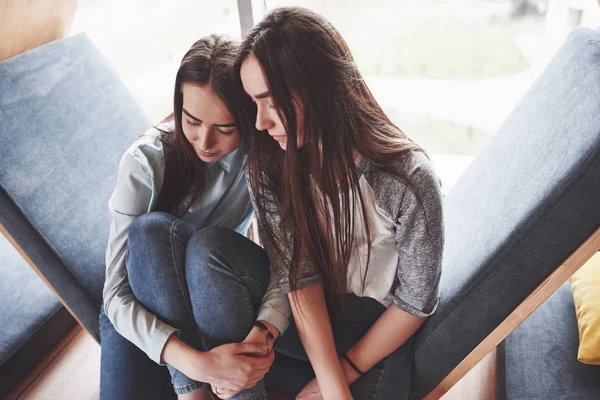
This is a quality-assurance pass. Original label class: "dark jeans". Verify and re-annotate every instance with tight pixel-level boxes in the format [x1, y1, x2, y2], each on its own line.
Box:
[100, 212, 270, 399]
[100, 212, 414, 399]
[265, 296, 415, 400]
[99, 310, 175, 400]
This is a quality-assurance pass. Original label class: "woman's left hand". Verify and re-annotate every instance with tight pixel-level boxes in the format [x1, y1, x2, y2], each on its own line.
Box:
[296, 378, 323, 400]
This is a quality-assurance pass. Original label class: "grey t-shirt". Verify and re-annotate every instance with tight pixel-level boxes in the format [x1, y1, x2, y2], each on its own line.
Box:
[248, 151, 444, 317]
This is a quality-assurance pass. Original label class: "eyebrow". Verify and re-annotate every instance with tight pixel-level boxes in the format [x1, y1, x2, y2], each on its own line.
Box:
[182, 108, 235, 128]
[254, 90, 272, 100]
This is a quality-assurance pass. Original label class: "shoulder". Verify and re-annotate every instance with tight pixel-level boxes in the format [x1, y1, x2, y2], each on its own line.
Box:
[119, 123, 171, 178]
[360, 150, 440, 197]
[360, 151, 442, 217]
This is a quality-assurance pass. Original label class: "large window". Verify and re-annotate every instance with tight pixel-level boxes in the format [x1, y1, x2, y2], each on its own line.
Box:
[265, 0, 599, 159]
[72, 0, 599, 164]
[71, 0, 242, 122]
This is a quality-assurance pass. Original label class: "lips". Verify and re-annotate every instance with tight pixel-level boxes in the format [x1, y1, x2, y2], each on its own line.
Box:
[197, 149, 217, 157]
[270, 135, 286, 142]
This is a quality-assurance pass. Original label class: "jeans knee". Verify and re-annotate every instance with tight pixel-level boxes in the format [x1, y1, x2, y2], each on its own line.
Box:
[126, 212, 185, 279]
[187, 226, 236, 254]
[128, 212, 177, 244]
[186, 227, 270, 286]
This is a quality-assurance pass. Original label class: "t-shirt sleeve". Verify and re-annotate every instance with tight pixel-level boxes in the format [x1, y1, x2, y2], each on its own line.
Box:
[368, 152, 444, 317]
[391, 155, 444, 317]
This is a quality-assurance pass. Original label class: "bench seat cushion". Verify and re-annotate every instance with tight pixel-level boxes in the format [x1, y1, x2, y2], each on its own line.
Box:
[502, 283, 600, 400]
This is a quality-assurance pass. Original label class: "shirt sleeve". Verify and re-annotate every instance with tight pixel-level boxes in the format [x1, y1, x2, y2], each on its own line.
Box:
[102, 149, 177, 365]
[390, 155, 444, 317]
[256, 269, 292, 334]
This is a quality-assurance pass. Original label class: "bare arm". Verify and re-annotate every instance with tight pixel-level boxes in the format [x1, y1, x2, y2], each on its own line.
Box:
[289, 282, 352, 400]
[340, 305, 425, 383]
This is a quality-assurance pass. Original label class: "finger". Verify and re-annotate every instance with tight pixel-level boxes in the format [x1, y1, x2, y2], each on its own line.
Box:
[245, 373, 267, 388]
[212, 385, 233, 399]
[249, 365, 271, 381]
[235, 342, 269, 355]
[247, 352, 276, 369]
[214, 389, 235, 399]
[218, 389, 238, 400]
[234, 372, 266, 392]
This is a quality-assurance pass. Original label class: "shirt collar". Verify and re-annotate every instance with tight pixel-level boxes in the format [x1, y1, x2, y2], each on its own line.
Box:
[206, 149, 239, 173]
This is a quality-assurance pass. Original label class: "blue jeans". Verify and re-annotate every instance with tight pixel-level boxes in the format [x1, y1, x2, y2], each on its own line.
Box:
[100, 212, 270, 398]
[100, 310, 175, 400]
[100, 212, 415, 399]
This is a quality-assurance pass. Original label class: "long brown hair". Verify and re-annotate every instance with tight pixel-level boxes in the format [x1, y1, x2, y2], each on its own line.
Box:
[154, 34, 252, 216]
[234, 7, 427, 308]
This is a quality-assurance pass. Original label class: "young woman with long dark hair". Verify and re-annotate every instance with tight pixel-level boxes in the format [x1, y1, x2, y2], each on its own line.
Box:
[100, 34, 290, 400]
[233, 8, 444, 400]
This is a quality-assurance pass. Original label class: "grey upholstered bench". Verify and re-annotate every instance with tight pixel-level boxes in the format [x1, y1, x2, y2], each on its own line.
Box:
[410, 27, 600, 399]
[501, 281, 600, 399]
[0, 235, 75, 396]
[1, 29, 599, 399]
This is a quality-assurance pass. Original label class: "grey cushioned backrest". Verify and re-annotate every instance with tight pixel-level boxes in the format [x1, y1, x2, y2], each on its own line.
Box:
[0, 33, 150, 339]
[410, 28, 600, 399]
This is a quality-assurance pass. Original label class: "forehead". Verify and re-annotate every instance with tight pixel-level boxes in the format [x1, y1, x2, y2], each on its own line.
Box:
[181, 83, 233, 123]
[240, 55, 269, 97]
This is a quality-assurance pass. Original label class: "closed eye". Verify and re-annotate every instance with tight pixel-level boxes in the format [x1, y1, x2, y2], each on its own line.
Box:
[218, 128, 236, 136]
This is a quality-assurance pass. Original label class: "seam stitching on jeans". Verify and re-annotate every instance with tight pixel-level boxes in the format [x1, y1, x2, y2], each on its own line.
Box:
[370, 353, 390, 400]
[170, 219, 195, 324]
[239, 276, 257, 315]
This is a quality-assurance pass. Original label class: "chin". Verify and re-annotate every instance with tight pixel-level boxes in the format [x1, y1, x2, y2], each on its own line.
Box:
[197, 152, 221, 163]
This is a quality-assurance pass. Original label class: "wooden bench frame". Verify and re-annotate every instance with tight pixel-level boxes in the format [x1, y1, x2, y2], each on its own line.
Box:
[426, 226, 600, 399]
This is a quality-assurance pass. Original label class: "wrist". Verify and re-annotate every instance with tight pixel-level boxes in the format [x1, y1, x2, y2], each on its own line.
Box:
[256, 319, 280, 340]
[162, 334, 208, 381]
[321, 378, 352, 400]
[340, 353, 362, 384]
[188, 348, 210, 382]
[161, 334, 184, 366]
[253, 320, 279, 352]
[244, 326, 269, 343]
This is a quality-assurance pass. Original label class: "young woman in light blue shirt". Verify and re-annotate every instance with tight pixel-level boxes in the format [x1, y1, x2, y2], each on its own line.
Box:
[100, 34, 290, 400]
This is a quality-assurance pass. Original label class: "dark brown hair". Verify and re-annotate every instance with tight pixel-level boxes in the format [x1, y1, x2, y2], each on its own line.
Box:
[234, 7, 426, 308]
[154, 34, 253, 216]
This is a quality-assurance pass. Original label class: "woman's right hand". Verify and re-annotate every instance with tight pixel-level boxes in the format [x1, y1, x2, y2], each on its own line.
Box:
[162, 334, 274, 393]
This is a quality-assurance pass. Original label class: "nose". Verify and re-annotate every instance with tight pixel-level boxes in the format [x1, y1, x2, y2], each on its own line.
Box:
[255, 105, 274, 131]
[197, 125, 213, 150]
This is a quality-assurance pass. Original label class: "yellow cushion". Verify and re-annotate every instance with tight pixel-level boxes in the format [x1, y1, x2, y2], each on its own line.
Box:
[570, 251, 600, 365]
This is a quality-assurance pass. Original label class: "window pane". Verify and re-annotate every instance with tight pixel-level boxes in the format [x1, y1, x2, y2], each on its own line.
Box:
[71, 0, 241, 122]
[265, 0, 599, 159]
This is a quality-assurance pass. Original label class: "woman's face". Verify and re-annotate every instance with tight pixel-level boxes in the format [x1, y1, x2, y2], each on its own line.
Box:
[181, 83, 241, 162]
[240, 55, 304, 150]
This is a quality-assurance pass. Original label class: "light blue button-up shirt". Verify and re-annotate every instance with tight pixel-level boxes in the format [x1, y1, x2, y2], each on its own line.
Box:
[103, 123, 290, 364]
